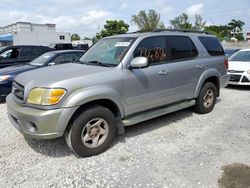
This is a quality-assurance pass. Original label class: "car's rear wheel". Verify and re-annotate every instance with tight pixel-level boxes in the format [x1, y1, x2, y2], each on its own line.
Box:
[194, 82, 217, 114]
[65, 105, 117, 157]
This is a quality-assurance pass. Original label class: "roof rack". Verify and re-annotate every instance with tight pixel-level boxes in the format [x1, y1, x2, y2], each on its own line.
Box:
[153, 29, 210, 34]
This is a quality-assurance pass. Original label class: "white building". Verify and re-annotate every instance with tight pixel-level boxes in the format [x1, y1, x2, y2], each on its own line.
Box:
[0, 22, 71, 46]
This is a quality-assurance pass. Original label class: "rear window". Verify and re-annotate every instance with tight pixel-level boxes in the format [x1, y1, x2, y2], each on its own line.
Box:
[198, 36, 224, 56]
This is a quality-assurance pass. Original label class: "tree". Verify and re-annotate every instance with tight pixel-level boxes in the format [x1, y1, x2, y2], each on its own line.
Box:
[204, 25, 231, 41]
[228, 19, 245, 41]
[131, 9, 165, 32]
[71, 33, 80, 41]
[170, 13, 206, 30]
[170, 13, 192, 30]
[95, 20, 129, 40]
[193, 14, 206, 30]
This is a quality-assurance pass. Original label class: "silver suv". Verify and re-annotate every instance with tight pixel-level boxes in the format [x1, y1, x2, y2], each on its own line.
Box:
[6, 30, 229, 157]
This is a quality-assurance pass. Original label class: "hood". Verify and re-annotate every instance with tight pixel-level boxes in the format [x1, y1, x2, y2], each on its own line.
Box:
[0, 64, 36, 76]
[15, 63, 113, 87]
[228, 61, 250, 71]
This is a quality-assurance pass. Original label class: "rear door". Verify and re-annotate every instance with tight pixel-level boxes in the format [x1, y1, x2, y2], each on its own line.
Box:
[162, 36, 202, 100]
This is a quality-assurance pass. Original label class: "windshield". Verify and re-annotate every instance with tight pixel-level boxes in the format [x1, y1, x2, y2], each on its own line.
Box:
[29, 52, 54, 66]
[229, 51, 250, 62]
[79, 37, 136, 66]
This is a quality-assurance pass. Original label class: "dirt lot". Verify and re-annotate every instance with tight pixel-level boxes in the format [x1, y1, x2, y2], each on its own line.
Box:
[0, 86, 250, 188]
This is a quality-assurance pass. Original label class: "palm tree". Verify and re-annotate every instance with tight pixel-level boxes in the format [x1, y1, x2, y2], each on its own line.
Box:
[228, 19, 245, 37]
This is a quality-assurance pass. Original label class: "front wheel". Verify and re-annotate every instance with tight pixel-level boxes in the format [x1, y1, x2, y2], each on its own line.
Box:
[65, 105, 117, 157]
[193, 82, 217, 114]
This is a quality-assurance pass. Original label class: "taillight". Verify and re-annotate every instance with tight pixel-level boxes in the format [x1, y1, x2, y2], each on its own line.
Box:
[224, 59, 228, 70]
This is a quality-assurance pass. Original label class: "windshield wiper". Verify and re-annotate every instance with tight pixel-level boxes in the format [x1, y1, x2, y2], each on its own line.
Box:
[84, 60, 113, 67]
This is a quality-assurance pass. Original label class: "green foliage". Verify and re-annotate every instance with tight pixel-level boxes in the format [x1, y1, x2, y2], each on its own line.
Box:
[170, 13, 206, 30]
[228, 19, 245, 41]
[193, 14, 206, 30]
[95, 20, 129, 41]
[170, 13, 192, 30]
[204, 25, 231, 41]
[71, 33, 80, 41]
[131, 9, 165, 32]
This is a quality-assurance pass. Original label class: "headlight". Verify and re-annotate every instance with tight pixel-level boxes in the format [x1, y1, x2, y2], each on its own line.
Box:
[247, 70, 250, 74]
[0, 75, 10, 81]
[27, 88, 66, 105]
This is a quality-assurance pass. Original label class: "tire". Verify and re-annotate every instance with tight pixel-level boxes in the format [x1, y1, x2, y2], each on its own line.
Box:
[193, 82, 217, 114]
[65, 105, 117, 157]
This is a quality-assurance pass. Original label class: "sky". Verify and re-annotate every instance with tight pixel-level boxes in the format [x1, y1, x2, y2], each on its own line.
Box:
[0, 0, 250, 37]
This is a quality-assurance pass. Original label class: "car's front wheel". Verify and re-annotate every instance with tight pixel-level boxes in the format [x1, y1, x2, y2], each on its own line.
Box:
[65, 105, 117, 157]
[193, 82, 217, 114]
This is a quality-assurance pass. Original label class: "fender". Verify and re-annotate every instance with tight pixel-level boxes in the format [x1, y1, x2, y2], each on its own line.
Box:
[194, 68, 220, 98]
[61, 86, 125, 118]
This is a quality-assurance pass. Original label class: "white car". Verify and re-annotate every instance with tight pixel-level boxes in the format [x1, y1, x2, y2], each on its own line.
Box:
[228, 49, 250, 85]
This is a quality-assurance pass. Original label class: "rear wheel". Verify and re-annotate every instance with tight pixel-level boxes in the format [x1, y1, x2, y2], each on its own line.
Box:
[65, 105, 117, 157]
[194, 82, 217, 114]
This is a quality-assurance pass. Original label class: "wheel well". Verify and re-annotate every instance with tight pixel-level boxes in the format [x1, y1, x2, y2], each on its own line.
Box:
[66, 99, 121, 130]
[204, 76, 220, 96]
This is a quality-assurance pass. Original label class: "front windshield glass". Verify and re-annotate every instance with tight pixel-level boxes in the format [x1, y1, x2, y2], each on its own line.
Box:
[79, 37, 136, 66]
[29, 52, 54, 66]
[229, 51, 250, 62]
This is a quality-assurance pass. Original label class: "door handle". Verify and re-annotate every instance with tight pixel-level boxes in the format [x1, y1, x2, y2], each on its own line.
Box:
[196, 64, 204, 69]
[158, 70, 169, 75]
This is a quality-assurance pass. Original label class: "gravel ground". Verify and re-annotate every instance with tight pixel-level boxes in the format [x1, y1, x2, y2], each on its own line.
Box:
[0, 86, 250, 188]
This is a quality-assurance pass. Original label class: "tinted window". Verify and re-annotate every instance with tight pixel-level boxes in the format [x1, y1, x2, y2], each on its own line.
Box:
[134, 37, 167, 64]
[199, 36, 224, 56]
[166, 36, 198, 61]
[20, 46, 47, 57]
[53, 53, 82, 64]
[0, 48, 20, 59]
[229, 51, 250, 61]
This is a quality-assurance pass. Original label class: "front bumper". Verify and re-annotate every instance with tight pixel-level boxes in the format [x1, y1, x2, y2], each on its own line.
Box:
[6, 94, 78, 139]
[228, 72, 250, 86]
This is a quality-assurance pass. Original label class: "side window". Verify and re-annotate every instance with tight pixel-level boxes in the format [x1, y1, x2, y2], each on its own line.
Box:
[134, 37, 167, 64]
[20, 47, 50, 57]
[19, 47, 37, 58]
[166, 36, 198, 61]
[0, 48, 20, 59]
[198, 36, 224, 56]
[53, 53, 79, 64]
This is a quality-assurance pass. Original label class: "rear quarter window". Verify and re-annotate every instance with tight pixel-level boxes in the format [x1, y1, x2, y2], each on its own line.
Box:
[198, 36, 224, 56]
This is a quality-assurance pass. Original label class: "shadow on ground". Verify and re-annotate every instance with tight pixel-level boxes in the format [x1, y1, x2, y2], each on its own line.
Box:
[226, 85, 250, 91]
[25, 108, 194, 158]
[121, 108, 194, 140]
[25, 137, 72, 158]
[218, 163, 250, 188]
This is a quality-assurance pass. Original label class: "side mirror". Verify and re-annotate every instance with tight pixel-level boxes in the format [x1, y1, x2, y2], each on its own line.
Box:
[130, 57, 148, 69]
[48, 62, 56, 66]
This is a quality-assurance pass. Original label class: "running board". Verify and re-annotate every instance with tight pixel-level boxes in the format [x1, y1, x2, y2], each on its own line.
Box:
[122, 100, 195, 126]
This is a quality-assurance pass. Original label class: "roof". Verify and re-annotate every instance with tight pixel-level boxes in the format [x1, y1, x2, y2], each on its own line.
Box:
[106, 30, 214, 39]
[239, 49, 250, 52]
[50, 50, 85, 54]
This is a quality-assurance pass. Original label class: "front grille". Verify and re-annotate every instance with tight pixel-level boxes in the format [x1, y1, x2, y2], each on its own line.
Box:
[242, 76, 250, 83]
[12, 81, 24, 101]
[229, 74, 241, 82]
[228, 70, 244, 73]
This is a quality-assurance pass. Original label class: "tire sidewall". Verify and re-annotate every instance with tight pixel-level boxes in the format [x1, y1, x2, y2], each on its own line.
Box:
[67, 106, 117, 157]
[195, 82, 217, 114]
